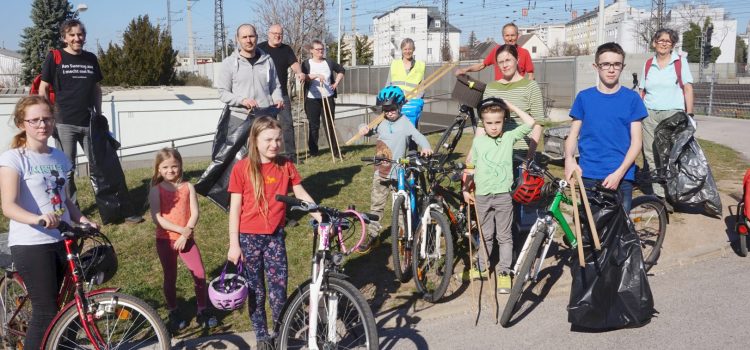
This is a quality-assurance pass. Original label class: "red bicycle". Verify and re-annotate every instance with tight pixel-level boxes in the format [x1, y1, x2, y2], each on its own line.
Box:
[0, 221, 170, 349]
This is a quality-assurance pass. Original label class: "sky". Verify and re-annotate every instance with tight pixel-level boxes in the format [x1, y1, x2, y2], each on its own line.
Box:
[2, 0, 750, 54]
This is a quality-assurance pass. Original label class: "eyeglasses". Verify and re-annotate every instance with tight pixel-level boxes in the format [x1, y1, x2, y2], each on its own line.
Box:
[24, 117, 55, 127]
[312, 48, 324, 51]
[597, 62, 624, 71]
[656, 39, 673, 45]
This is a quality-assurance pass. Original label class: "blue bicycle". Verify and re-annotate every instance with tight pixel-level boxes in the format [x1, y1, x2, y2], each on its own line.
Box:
[362, 154, 453, 302]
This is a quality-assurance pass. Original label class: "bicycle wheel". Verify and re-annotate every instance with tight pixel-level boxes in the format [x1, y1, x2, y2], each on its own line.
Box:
[412, 210, 453, 303]
[630, 196, 667, 271]
[433, 119, 464, 165]
[739, 233, 748, 257]
[500, 222, 547, 327]
[277, 278, 378, 350]
[0, 273, 29, 350]
[391, 195, 412, 282]
[44, 292, 170, 350]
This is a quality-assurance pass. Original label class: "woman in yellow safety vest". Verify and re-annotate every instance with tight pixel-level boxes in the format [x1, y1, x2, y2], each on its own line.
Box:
[389, 38, 425, 97]
[389, 38, 425, 127]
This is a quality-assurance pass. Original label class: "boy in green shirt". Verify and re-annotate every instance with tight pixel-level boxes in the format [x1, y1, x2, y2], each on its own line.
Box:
[462, 98, 537, 293]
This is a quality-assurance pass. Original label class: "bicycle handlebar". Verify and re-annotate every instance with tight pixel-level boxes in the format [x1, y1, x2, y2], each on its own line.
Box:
[274, 195, 379, 223]
[38, 220, 100, 239]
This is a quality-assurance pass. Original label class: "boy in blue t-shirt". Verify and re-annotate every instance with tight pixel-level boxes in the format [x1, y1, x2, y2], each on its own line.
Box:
[564, 42, 647, 212]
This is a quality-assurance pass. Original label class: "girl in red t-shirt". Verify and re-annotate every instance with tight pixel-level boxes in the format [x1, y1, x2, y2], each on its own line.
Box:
[148, 148, 216, 331]
[226, 116, 321, 347]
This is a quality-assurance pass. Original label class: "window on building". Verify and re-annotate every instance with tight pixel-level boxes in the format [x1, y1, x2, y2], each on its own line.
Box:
[435, 20, 441, 28]
[411, 27, 415, 34]
[428, 48, 432, 54]
[532, 46, 537, 53]
[411, 13, 416, 19]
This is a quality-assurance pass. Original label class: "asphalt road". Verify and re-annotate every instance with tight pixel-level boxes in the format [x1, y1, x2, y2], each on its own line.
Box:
[380, 256, 750, 349]
[694, 115, 750, 162]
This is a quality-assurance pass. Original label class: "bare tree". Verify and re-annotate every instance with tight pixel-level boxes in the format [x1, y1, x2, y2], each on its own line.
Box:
[255, 0, 328, 100]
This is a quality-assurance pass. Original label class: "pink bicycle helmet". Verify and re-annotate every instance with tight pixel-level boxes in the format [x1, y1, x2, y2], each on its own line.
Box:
[208, 262, 248, 311]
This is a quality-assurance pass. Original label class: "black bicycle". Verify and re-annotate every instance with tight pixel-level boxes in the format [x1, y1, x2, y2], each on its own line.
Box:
[433, 104, 478, 167]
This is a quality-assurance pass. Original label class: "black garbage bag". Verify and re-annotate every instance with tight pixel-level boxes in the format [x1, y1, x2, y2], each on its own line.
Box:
[653, 111, 722, 216]
[567, 189, 655, 330]
[195, 106, 277, 210]
[88, 113, 132, 224]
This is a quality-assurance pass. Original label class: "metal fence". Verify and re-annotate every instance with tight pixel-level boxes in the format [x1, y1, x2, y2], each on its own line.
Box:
[339, 58, 577, 109]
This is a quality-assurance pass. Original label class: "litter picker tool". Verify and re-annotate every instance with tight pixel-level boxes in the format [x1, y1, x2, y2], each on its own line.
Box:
[471, 195, 500, 323]
[575, 171, 600, 250]
[570, 174, 586, 268]
[320, 87, 343, 162]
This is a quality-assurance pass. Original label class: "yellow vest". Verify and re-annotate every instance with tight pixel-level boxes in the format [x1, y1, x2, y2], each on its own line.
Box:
[390, 59, 425, 95]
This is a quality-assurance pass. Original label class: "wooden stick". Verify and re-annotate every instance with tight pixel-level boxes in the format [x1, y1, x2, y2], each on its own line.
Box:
[465, 203, 478, 316]
[575, 171, 601, 250]
[472, 197, 499, 323]
[318, 93, 336, 163]
[321, 92, 343, 161]
[344, 61, 457, 146]
[570, 178, 586, 268]
[298, 92, 308, 160]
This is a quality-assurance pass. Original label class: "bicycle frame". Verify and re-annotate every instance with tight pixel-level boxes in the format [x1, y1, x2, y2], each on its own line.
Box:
[1, 233, 119, 349]
[305, 211, 367, 350]
[392, 160, 423, 246]
[511, 179, 578, 281]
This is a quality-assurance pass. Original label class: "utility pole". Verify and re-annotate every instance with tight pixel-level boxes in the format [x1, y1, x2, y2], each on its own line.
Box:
[351, 0, 356, 66]
[187, 0, 196, 73]
[699, 26, 706, 83]
[214, 0, 226, 60]
[337, 0, 342, 64]
[167, 0, 172, 35]
[650, 0, 667, 36]
[597, 0, 605, 45]
[441, 0, 450, 61]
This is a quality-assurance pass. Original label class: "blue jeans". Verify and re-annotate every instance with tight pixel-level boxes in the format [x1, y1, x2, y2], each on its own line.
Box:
[581, 177, 634, 213]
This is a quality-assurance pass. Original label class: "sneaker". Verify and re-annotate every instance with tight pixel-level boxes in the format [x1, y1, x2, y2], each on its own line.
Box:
[256, 339, 275, 350]
[458, 267, 488, 281]
[197, 310, 218, 328]
[356, 236, 379, 254]
[124, 215, 145, 224]
[497, 273, 512, 294]
[168, 310, 187, 332]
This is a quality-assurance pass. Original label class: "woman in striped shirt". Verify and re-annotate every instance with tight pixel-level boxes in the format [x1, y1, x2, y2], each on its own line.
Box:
[480, 44, 545, 160]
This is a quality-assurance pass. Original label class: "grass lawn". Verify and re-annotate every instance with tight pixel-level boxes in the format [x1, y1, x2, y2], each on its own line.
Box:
[0, 125, 747, 338]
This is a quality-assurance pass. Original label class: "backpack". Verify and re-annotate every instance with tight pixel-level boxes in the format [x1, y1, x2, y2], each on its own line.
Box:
[30, 49, 62, 104]
[640, 55, 685, 103]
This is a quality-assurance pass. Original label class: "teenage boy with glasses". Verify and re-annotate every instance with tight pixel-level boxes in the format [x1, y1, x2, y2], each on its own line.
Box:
[564, 42, 647, 212]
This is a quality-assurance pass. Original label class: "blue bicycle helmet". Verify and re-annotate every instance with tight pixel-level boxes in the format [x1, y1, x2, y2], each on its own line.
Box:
[377, 86, 406, 108]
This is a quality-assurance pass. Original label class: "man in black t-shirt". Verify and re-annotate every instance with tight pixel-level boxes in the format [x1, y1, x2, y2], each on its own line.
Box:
[38, 19, 143, 224]
[258, 24, 303, 163]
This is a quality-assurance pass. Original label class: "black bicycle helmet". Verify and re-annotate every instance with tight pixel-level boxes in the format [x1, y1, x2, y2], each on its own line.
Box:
[478, 97, 509, 118]
[79, 238, 118, 285]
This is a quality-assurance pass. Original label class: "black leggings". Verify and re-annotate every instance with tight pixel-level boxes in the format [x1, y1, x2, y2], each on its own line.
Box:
[11, 241, 66, 350]
[304, 97, 340, 157]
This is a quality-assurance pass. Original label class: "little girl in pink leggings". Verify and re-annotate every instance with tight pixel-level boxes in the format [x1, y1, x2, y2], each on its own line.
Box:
[148, 148, 217, 331]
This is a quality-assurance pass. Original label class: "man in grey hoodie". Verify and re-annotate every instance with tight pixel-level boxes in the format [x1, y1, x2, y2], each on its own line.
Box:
[217, 24, 283, 131]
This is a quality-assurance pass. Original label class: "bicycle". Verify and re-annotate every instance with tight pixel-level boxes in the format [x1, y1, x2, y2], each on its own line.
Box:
[0, 221, 170, 349]
[361, 154, 453, 303]
[274, 195, 379, 350]
[432, 104, 478, 167]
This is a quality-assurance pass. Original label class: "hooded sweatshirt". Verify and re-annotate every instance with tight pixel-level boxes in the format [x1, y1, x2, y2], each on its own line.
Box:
[217, 48, 283, 118]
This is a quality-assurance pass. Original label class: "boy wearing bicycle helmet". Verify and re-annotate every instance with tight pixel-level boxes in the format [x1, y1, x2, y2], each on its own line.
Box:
[462, 98, 536, 293]
[357, 86, 433, 253]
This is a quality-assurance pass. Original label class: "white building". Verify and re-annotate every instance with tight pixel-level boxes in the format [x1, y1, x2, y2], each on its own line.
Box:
[565, 0, 650, 55]
[517, 34, 549, 58]
[372, 6, 461, 65]
[0, 48, 22, 88]
[668, 3, 737, 64]
[519, 24, 566, 52]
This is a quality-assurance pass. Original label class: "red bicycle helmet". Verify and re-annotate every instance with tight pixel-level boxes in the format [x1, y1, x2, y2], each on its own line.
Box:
[512, 169, 545, 204]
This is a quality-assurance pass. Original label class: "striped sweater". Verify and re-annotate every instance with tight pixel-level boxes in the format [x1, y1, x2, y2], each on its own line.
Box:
[482, 78, 545, 154]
